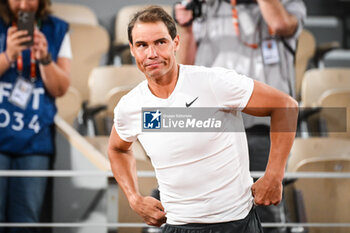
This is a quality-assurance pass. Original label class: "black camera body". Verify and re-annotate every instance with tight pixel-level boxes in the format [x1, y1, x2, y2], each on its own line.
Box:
[183, 0, 257, 21]
[175, 0, 257, 26]
[183, 0, 203, 19]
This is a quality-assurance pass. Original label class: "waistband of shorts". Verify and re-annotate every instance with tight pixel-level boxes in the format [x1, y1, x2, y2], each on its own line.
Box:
[166, 205, 256, 228]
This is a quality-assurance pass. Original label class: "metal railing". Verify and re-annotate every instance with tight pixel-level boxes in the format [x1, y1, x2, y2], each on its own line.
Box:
[0, 170, 349, 229]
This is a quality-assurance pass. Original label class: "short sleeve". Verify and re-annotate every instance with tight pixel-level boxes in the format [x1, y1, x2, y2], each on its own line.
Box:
[58, 33, 72, 59]
[113, 98, 138, 142]
[209, 67, 254, 109]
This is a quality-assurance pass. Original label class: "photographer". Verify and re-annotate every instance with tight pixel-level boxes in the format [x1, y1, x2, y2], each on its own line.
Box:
[175, 1, 306, 233]
[0, 0, 71, 232]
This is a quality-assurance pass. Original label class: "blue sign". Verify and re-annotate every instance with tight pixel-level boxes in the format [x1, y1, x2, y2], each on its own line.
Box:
[143, 110, 161, 129]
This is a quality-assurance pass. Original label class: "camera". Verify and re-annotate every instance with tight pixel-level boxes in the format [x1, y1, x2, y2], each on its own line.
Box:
[176, 0, 257, 25]
[173, 0, 204, 26]
[182, 0, 204, 19]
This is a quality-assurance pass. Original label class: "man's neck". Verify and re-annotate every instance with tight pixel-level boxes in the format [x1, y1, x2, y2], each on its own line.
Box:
[147, 64, 180, 99]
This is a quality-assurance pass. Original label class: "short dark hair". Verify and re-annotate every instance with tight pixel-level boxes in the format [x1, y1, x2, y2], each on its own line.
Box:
[128, 5, 177, 44]
[0, 0, 52, 25]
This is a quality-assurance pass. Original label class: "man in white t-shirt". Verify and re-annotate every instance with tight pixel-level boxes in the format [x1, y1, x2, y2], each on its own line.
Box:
[108, 6, 298, 233]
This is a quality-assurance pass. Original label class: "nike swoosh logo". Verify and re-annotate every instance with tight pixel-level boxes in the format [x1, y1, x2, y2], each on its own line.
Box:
[186, 97, 199, 108]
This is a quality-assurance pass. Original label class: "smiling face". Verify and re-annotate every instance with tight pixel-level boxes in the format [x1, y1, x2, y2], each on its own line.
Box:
[8, 0, 39, 19]
[129, 21, 179, 82]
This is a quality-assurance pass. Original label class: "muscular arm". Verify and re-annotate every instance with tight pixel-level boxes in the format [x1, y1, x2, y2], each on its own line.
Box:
[108, 126, 166, 226]
[257, 0, 299, 37]
[243, 80, 298, 205]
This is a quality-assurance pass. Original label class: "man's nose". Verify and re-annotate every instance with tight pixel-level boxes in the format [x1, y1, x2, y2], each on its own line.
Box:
[146, 45, 158, 58]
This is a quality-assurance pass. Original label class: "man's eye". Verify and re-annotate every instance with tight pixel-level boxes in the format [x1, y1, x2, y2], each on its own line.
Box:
[136, 43, 147, 48]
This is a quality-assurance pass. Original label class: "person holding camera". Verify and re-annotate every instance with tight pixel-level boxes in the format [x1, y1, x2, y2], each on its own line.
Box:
[0, 0, 71, 232]
[174, 0, 306, 232]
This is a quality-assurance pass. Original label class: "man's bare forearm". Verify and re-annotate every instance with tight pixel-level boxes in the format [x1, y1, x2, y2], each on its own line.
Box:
[257, 0, 298, 37]
[107, 128, 167, 226]
[246, 84, 298, 205]
[243, 81, 298, 180]
[108, 146, 141, 205]
[265, 97, 298, 180]
[177, 26, 197, 65]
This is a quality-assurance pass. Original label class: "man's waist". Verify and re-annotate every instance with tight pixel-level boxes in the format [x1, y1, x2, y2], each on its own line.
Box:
[165, 198, 254, 225]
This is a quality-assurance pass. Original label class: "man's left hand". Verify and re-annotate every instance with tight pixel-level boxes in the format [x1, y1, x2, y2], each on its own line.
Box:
[251, 174, 283, 206]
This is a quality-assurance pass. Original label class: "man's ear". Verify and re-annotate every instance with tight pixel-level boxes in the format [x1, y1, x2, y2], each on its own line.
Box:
[173, 35, 180, 52]
[129, 42, 135, 57]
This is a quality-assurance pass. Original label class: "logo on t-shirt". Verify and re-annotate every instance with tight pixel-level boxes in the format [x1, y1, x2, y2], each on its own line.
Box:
[186, 96, 199, 108]
[143, 110, 161, 129]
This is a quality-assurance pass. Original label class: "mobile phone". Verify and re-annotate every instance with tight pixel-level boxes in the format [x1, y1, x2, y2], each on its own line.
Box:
[17, 11, 35, 46]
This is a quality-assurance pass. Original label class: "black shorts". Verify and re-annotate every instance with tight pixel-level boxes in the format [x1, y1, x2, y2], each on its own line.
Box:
[162, 206, 263, 233]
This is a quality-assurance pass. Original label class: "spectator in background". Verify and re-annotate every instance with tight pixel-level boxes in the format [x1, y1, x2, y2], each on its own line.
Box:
[175, 0, 306, 232]
[0, 0, 71, 232]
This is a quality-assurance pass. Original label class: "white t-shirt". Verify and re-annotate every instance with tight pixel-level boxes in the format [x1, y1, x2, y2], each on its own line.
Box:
[114, 65, 255, 224]
[57, 33, 72, 59]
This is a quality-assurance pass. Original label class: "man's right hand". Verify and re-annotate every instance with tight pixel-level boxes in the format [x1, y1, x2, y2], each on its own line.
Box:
[174, 3, 193, 27]
[6, 26, 32, 62]
[130, 195, 167, 227]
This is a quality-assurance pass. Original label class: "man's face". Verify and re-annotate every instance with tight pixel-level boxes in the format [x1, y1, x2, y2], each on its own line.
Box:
[129, 21, 179, 80]
[8, 0, 39, 18]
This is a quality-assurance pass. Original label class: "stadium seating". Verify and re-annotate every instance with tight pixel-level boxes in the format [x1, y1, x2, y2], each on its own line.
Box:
[88, 65, 145, 106]
[323, 49, 350, 68]
[301, 68, 350, 107]
[318, 88, 350, 138]
[287, 137, 350, 232]
[288, 137, 350, 173]
[69, 23, 110, 101]
[56, 86, 82, 126]
[87, 65, 145, 134]
[295, 29, 316, 100]
[51, 2, 98, 25]
[294, 157, 350, 233]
